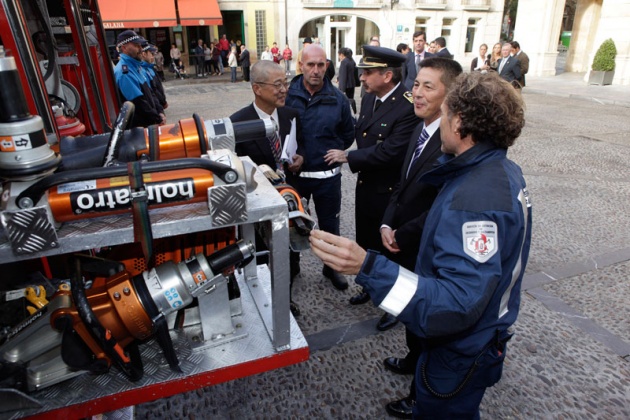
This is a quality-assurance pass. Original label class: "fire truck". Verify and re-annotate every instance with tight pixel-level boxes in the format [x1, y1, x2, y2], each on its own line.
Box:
[0, 1, 309, 417]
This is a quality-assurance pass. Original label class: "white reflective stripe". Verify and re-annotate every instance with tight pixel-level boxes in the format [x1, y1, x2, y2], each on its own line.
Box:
[499, 189, 529, 318]
[378, 266, 418, 316]
[298, 167, 341, 179]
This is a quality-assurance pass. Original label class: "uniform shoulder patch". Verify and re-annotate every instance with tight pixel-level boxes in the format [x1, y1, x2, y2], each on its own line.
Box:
[403, 91, 413, 103]
[122, 64, 129, 74]
[462, 221, 498, 263]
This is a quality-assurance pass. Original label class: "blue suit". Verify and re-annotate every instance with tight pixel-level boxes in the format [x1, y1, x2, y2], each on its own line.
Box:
[356, 142, 532, 418]
[403, 51, 434, 90]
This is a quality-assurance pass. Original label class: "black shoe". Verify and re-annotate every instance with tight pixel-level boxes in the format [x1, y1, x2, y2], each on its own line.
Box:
[290, 300, 301, 317]
[322, 265, 348, 290]
[376, 312, 398, 331]
[383, 357, 414, 375]
[385, 397, 414, 419]
[349, 290, 370, 305]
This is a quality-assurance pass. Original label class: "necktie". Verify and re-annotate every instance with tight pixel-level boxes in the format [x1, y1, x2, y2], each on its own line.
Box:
[498, 58, 506, 74]
[415, 54, 422, 69]
[268, 117, 282, 168]
[407, 127, 430, 177]
[374, 99, 382, 113]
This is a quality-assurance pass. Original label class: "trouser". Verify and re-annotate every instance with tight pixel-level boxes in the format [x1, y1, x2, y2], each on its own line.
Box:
[292, 174, 341, 236]
[242, 66, 250, 81]
[230, 67, 237, 82]
[344, 87, 356, 113]
[285, 60, 291, 73]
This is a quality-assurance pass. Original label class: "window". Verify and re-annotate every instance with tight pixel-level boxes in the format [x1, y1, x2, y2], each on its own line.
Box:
[415, 17, 429, 34]
[441, 17, 456, 47]
[465, 18, 480, 53]
[255, 10, 267, 58]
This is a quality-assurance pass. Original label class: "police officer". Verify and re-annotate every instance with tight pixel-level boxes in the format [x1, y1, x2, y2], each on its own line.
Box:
[114, 30, 165, 128]
[325, 45, 417, 331]
[139, 43, 168, 111]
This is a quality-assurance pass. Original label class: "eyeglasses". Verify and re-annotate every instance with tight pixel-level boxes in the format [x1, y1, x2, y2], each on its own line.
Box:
[256, 81, 290, 90]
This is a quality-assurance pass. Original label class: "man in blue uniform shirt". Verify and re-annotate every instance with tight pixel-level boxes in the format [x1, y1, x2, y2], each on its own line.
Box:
[113, 30, 165, 128]
[286, 44, 355, 290]
[310, 72, 532, 419]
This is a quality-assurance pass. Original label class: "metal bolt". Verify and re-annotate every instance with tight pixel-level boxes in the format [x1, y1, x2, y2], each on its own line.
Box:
[18, 197, 34, 208]
[123, 287, 131, 295]
[113, 292, 121, 300]
[224, 171, 238, 183]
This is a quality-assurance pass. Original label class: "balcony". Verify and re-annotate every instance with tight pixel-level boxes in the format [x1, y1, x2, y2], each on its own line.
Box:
[302, 0, 385, 8]
[415, 0, 447, 10]
[461, 0, 491, 11]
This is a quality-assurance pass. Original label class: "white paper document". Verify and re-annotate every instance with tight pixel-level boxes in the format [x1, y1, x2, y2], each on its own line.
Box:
[281, 118, 298, 164]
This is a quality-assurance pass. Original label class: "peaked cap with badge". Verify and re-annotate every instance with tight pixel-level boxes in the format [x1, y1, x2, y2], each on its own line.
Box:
[116, 30, 147, 48]
[357, 45, 407, 69]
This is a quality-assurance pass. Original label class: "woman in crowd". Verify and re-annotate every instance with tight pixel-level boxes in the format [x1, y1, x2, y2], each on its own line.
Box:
[489, 42, 502, 71]
[282, 44, 293, 75]
[470, 43, 490, 73]
[228, 46, 238, 83]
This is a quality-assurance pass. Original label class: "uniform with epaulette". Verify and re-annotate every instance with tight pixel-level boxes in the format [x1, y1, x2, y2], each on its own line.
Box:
[347, 45, 418, 257]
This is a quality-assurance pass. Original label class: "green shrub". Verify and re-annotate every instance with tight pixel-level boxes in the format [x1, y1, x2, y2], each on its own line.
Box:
[592, 38, 617, 72]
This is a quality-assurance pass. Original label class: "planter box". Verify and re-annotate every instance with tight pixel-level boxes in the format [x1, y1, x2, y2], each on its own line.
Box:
[588, 70, 614, 85]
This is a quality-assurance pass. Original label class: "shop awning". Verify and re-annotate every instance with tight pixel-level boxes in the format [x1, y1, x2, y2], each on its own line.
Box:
[177, 0, 222, 26]
[97, 0, 222, 29]
[98, 1, 178, 29]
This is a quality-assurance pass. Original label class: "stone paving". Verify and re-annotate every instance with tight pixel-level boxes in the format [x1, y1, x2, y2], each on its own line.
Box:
[133, 74, 630, 419]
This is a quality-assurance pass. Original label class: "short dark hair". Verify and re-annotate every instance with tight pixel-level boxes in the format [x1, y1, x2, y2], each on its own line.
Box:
[510, 41, 520, 49]
[435, 37, 446, 48]
[418, 57, 463, 90]
[412, 31, 426, 41]
[444, 72, 525, 148]
[396, 43, 409, 53]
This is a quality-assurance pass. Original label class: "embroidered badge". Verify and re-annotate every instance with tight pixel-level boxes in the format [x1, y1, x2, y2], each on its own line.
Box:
[403, 91, 413, 103]
[462, 221, 498, 263]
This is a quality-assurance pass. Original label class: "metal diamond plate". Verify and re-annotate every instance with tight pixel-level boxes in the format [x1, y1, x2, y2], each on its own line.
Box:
[208, 183, 247, 226]
[0, 207, 58, 255]
[5, 266, 308, 419]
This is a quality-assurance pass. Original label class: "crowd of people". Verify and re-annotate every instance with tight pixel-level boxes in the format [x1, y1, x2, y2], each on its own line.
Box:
[112, 29, 532, 419]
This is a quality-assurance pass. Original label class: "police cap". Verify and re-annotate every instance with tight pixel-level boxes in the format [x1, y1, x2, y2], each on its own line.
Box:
[116, 30, 147, 48]
[141, 42, 158, 53]
[357, 45, 407, 69]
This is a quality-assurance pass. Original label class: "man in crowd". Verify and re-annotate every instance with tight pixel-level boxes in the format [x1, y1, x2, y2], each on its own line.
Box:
[497, 42, 521, 88]
[380, 57, 463, 418]
[139, 43, 167, 112]
[230, 60, 304, 316]
[310, 71, 531, 419]
[511, 40, 529, 88]
[114, 30, 165, 128]
[219, 34, 230, 67]
[434, 36, 454, 59]
[403, 31, 434, 90]
[286, 45, 355, 290]
[194, 39, 205, 77]
[240, 44, 251, 82]
[324, 45, 417, 331]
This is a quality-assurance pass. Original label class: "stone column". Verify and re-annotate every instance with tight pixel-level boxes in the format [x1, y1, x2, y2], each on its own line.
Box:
[587, 0, 630, 85]
[513, 0, 565, 76]
[566, 0, 602, 73]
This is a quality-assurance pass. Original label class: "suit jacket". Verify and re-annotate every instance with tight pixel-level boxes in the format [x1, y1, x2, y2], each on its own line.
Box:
[381, 124, 442, 270]
[516, 51, 529, 87]
[337, 57, 356, 91]
[347, 83, 418, 252]
[403, 50, 435, 90]
[230, 104, 303, 171]
[239, 49, 250, 67]
[436, 48, 453, 59]
[497, 56, 521, 84]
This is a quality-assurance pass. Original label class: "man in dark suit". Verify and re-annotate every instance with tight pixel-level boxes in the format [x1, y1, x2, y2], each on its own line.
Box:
[434, 36, 454, 59]
[511, 40, 529, 88]
[403, 31, 434, 90]
[379, 57, 463, 419]
[239, 44, 251, 81]
[497, 42, 521, 87]
[337, 47, 357, 114]
[230, 60, 304, 315]
[324, 45, 418, 331]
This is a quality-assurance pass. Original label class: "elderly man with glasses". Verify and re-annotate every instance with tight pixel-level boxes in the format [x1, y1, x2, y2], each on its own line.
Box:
[230, 60, 304, 316]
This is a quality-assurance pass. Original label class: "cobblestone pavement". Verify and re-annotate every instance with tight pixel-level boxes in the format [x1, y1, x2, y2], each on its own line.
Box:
[134, 75, 630, 419]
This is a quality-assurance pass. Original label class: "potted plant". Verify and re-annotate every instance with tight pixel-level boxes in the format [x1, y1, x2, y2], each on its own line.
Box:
[588, 38, 617, 85]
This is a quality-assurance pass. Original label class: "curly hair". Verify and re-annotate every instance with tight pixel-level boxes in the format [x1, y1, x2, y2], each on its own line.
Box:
[444, 72, 525, 148]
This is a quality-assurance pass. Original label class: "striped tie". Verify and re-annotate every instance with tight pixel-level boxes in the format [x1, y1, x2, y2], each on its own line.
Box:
[268, 117, 282, 168]
[407, 127, 430, 177]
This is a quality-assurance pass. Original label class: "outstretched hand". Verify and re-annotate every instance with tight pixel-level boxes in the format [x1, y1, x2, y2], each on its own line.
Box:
[309, 230, 366, 275]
